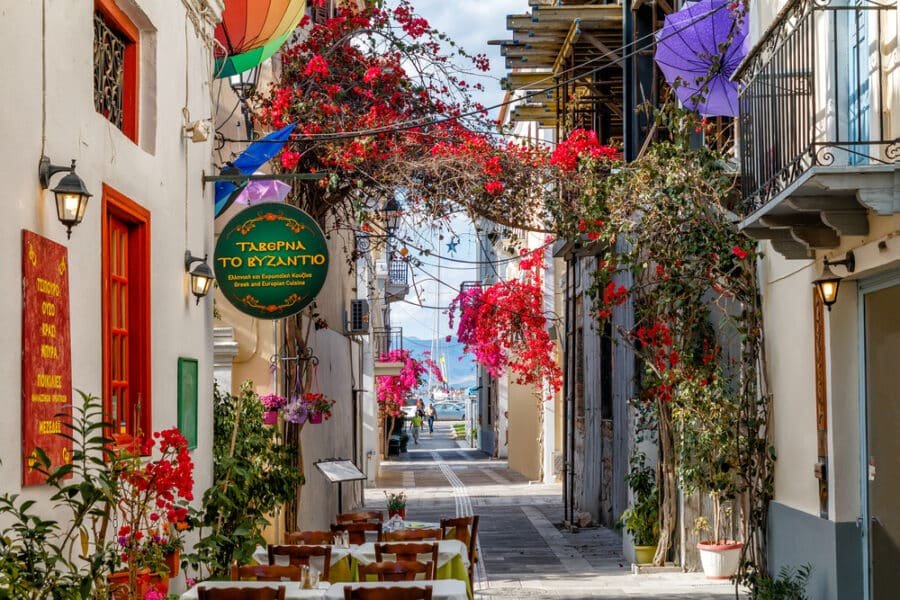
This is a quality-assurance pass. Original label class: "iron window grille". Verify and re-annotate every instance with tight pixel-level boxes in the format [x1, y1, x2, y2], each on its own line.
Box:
[93, 12, 128, 131]
[373, 327, 403, 358]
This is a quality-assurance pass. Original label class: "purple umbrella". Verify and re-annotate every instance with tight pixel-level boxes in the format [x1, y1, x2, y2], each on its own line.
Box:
[233, 172, 292, 205]
[654, 0, 748, 117]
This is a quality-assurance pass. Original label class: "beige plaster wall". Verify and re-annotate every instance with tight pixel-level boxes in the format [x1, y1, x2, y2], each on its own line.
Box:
[507, 381, 542, 482]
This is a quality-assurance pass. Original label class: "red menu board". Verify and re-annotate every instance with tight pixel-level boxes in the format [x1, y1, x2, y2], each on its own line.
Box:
[22, 230, 73, 486]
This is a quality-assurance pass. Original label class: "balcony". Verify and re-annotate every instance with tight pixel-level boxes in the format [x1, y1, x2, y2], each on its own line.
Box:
[736, 0, 899, 259]
[372, 326, 403, 358]
[385, 258, 409, 303]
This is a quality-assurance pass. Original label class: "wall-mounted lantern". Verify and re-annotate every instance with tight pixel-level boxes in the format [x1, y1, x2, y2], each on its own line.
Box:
[184, 251, 214, 304]
[39, 157, 92, 238]
[813, 251, 855, 311]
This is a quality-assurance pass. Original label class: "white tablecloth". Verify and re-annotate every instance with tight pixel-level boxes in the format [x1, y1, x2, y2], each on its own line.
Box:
[352, 540, 469, 569]
[181, 581, 328, 599]
[254, 544, 356, 566]
[325, 580, 467, 600]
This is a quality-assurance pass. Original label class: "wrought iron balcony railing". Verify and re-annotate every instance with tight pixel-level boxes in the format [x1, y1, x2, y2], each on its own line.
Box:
[388, 258, 408, 287]
[373, 327, 403, 358]
[736, 0, 898, 216]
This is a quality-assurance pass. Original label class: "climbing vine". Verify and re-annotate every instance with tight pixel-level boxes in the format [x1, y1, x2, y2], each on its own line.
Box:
[564, 103, 773, 579]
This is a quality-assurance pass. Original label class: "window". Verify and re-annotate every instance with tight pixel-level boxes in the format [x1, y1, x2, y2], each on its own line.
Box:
[94, 0, 139, 141]
[102, 186, 151, 438]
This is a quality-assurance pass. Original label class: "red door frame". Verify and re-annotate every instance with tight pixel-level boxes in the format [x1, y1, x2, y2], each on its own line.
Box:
[101, 184, 151, 438]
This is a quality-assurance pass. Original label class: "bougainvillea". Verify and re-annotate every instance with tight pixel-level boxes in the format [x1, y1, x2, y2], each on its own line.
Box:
[549, 128, 619, 172]
[448, 249, 562, 397]
[376, 349, 440, 418]
[253, 1, 567, 236]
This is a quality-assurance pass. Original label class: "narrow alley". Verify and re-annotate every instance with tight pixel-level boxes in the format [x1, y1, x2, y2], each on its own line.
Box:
[368, 423, 739, 599]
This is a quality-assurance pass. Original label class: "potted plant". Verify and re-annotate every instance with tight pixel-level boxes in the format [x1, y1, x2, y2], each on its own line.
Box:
[620, 453, 659, 565]
[109, 427, 194, 597]
[694, 500, 742, 579]
[259, 392, 287, 425]
[154, 521, 186, 577]
[304, 392, 335, 424]
[674, 372, 743, 578]
[385, 491, 407, 519]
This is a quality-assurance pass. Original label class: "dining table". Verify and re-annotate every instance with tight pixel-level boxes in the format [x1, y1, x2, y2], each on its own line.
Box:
[324, 580, 467, 600]
[180, 580, 329, 599]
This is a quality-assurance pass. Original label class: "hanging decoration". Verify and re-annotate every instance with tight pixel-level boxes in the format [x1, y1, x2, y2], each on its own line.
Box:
[214, 0, 307, 78]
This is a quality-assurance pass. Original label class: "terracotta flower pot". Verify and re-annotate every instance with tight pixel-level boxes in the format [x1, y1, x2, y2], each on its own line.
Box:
[263, 409, 279, 425]
[697, 540, 742, 579]
[164, 549, 181, 577]
[107, 568, 150, 600]
[308, 412, 323, 424]
[388, 508, 406, 520]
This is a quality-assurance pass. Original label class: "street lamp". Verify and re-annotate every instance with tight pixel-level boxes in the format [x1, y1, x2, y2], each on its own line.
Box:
[813, 251, 855, 311]
[184, 251, 214, 304]
[381, 198, 402, 238]
[38, 157, 92, 238]
[229, 66, 261, 139]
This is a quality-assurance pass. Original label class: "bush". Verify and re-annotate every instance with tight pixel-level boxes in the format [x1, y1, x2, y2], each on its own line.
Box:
[749, 564, 812, 600]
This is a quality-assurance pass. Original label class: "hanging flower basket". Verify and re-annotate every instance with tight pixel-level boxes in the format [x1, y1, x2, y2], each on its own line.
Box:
[263, 409, 279, 425]
[308, 411, 324, 424]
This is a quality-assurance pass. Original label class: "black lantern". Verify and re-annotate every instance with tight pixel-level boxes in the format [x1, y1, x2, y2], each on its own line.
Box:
[228, 66, 260, 99]
[184, 251, 215, 304]
[381, 198, 402, 237]
[39, 157, 92, 238]
[813, 251, 855, 311]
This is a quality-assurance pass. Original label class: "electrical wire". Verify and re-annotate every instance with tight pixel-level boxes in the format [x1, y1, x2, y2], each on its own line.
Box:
[217, 2, 730, 144]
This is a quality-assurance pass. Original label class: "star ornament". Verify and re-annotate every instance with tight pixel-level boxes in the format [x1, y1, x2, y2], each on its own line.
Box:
[447, 236, 460, 253]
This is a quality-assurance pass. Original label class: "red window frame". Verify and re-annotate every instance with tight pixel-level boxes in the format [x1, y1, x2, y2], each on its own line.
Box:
[102, 185, 151, 439]
[94, 0, 139, 142]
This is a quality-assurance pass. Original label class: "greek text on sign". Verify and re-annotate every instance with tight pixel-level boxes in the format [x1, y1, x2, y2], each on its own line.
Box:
[214, 203, 329, 319]
[22, 230, 73, 486]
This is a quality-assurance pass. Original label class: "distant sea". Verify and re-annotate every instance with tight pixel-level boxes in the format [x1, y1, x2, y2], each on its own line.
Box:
[404, 336, 477, 389]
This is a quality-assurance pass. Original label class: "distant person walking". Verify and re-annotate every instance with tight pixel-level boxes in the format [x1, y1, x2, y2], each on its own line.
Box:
[426, 403, 436, 434]
[411, 399, 425, 444]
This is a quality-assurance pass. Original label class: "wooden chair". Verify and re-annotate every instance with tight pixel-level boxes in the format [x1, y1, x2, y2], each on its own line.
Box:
[230, 562, 302, 582]
[383, 528, 443, 542]
[284, 530, 334, 545]
[336, 510, 384, 524]
[266, 544, 331, 581]
[331, 521, 383, 545]
[358, 560, 434, 582]
[440, 515, 479, 581]
[342, 585, 433, 600]
[375, 542, 438, 565]
[197, 587, 286, 600]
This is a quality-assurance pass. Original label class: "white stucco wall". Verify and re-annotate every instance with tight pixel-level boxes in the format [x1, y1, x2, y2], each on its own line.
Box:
[0, 2, 219, 593]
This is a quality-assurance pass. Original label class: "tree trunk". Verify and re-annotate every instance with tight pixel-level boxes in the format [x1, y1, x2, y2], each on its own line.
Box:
[654, 400, 677, 566]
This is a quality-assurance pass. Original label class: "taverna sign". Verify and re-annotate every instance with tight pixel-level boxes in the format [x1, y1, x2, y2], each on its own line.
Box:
[214, 203, 329, 319]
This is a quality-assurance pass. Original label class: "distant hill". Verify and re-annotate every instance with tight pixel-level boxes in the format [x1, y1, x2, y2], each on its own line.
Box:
[405, 336, 477, 389]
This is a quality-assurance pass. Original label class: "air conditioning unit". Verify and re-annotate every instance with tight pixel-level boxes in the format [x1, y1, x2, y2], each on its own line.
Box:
[348, 299, 369, 334]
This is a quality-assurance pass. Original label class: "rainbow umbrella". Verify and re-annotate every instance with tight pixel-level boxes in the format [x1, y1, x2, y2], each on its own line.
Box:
[214, 0, 307, 78]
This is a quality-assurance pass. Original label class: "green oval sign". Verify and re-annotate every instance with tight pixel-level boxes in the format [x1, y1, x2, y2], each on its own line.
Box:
[214, 203, 329, 319]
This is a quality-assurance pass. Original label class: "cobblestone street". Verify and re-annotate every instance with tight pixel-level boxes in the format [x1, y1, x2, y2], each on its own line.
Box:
[367, 423, 741, 599]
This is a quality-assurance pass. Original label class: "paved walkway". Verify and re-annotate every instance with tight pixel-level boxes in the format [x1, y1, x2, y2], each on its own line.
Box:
[366, 422, 742, 599]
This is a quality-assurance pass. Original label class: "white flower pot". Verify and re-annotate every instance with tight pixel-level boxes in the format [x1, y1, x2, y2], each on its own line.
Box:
[696, 541, 742, 579]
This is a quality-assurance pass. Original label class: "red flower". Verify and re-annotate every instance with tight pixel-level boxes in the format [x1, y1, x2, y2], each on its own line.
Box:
[304, 54, 330, 78]
[363, 66, 382, 84]
[484, 180, 504, 195]
[732, 244, 748, 260]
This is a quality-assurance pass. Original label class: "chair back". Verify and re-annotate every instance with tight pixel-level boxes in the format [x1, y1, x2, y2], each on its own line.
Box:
[284, 530, 334, 545]
[375, 542, 438, 564]
[360, 560, 434, 582]
[383, 528, 443, 542]
[336, 510, 384, 524]
[266, 544, 331, 581]
[197, 586, 286, 600]
[440, 515, 479, 580]
[230, 562, 302, 582]
[342, 584, 433, 600]
[331, 521, 382, 545]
